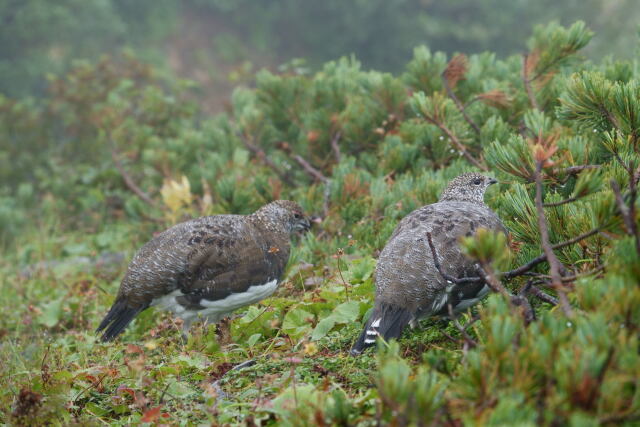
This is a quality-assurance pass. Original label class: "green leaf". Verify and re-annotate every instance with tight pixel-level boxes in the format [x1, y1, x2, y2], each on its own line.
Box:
[246, 333, 262, 347]
[282, 307, 314, 339]
[39, 298, 64, 328]
[311, 301, 360, 341]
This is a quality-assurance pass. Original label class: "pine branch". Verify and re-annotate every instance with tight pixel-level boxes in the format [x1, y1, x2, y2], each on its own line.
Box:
[441, 74, 480, 135]
[534, 161, 572, 316]
[424, 118, 487, 171]
[291, 154, 329, 183]
[522, 54, 541, 111]
[237, 131, 295, 186]
[543, 196, 580, 207]
[556, 165, 600, 175]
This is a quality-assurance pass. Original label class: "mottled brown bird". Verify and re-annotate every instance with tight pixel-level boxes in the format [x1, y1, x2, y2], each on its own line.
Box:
[352, 173, 506, 354]
[97, 200, 310, 341]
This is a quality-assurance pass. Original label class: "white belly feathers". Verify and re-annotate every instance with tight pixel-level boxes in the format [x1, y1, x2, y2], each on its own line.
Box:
[151, 279, 279, 325]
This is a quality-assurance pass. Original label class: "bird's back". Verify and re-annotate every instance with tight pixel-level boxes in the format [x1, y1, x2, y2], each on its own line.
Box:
[118, 215, 250, 305]
[375, 200, 505, 314]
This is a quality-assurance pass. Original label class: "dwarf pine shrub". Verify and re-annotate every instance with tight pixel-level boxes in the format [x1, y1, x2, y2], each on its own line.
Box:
[1, 21, 639, 425]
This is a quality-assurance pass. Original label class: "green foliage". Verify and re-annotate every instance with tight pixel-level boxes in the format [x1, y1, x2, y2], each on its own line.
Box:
[2, 21, 640, 425]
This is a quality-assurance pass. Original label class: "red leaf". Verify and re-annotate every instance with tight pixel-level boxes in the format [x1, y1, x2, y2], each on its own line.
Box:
[126, 344, 144, 354]
[140, 405, 163, 422]
[116, 385, 135, 398]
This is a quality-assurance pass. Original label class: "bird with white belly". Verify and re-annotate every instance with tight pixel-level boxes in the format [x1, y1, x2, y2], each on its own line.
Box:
[96, 200, 310, 342]
[351, 173, 506, 354]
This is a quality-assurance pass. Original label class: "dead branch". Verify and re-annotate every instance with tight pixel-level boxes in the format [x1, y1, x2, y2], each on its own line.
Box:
[534, 161, 572, 316]
[111, 149, 157, 207]
[522, 54, 541, 111]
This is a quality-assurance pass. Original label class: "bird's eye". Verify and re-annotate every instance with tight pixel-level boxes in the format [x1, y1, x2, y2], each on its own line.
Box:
[473, 178, 482, 185]
[294, 213, 302, 219]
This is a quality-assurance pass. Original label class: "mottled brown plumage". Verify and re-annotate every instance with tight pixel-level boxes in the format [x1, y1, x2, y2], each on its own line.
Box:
[97, 200, 310, 341]
[352, 173, 506, 353]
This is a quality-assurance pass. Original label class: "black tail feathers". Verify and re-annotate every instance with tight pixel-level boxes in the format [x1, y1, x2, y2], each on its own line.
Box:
[350, 302, 413, 355]
[96, 298, 146, 342]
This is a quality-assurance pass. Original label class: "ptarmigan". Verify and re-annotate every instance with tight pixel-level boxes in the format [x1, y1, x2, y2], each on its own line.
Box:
[351, 173, 505, 354]
[96, 200, 310, 341]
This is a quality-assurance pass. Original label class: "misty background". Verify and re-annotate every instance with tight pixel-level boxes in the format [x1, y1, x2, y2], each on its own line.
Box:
[2, 0, 638, 112]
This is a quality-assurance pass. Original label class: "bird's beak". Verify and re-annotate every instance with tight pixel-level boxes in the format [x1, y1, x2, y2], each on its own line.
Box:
[488, 178, 498, 185]
[296, 217, 311, 232]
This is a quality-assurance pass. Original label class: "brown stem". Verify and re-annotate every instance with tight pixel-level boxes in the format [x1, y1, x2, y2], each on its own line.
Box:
[534, 161, 572, 316]
[555, 165, 600, 176]
[111, 149, 157, 207]
[611, 179, 640, 255]
[542, 196, 580, 207]
[329, 131, 342, 163]
[522, 54, 541, 111]
[441, 74, 481, 135]
[291, 154, 328, 183]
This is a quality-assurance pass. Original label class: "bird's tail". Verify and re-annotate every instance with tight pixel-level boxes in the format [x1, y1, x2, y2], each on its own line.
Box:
[350, 302, 412, 355]
[96, 298, 146, 342]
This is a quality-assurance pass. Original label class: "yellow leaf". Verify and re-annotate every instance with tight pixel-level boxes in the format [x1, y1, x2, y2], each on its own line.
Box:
[161, 175, 192, 215]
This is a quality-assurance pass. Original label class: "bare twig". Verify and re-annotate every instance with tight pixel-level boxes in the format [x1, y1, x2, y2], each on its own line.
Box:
[529, 285, 559, 306]
[111, 149, 157, 207]
[329, 131, 342, 163]
[543, 196, 580, 208]
[534, 161, 572, 316]
[236, 131, 295, 186]
[291, 154, 328, 183]
[441, 74, 481, 135]
[522, 54, 541, 111]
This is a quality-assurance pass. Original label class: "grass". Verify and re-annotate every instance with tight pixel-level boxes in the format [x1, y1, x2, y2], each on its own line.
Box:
[0, 219, 474, 425]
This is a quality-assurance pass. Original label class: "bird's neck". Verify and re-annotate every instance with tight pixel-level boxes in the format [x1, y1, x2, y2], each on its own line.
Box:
[247, 212, 289, 235]
[438, 195, 487, 205]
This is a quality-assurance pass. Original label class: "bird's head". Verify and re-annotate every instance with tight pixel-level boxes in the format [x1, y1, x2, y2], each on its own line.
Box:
[253, 200, 311, 234]
[438, 173, 498, 204]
